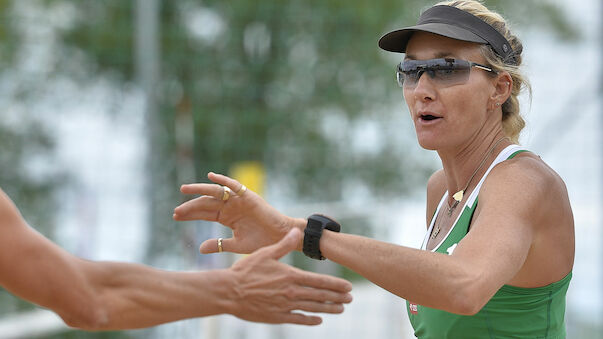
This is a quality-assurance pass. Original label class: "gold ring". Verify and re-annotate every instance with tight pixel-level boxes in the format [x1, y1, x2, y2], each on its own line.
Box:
[221, 186, 231, 201]
[236, 184, 247, 196]
[217, 238, 223, 253]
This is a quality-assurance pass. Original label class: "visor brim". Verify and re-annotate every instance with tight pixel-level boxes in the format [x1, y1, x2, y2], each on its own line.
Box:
[378, 23, 488, 53]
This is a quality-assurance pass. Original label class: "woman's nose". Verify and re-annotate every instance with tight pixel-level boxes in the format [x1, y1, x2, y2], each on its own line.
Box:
[412, 71, 436, 102]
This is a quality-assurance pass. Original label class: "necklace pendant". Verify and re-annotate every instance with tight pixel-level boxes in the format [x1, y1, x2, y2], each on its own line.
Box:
[431, 226, 441, 239]
[452, 190, 464, 202]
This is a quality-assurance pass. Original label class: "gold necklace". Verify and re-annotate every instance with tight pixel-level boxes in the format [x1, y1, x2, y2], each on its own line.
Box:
[446, 136, 508, 216]
[431, 136, 509, 240]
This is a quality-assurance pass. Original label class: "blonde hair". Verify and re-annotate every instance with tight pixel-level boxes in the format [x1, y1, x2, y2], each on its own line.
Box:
[436, 0, 531, 143]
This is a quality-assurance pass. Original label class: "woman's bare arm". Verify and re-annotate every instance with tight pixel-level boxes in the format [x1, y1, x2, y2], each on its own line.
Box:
[175, 162, 570, 315]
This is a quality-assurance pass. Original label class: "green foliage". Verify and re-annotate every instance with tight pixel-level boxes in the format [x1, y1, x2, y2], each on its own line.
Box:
[0, 0, 16, 64]
[0, 122, 63, 234]
[35, 0, 579, 264]
[54, 0, 577, 205]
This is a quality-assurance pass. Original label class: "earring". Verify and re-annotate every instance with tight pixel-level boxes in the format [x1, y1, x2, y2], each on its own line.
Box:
[496, 103, 501, 106]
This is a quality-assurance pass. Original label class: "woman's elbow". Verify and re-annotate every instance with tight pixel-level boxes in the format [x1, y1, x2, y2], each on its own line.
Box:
[444, 276, 491, 315]
[442, 272, 492, 316]
[448, 293, 487, 316]
[59, 302, 110, 331]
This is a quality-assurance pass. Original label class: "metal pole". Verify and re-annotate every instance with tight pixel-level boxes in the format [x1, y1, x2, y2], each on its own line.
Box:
[135, 0, 161, 258]
[135, 0, 159, 103]
[134, 1, 166, 338]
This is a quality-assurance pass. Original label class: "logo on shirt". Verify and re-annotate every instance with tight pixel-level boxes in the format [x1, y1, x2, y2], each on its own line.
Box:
[409, 302, 418, 314]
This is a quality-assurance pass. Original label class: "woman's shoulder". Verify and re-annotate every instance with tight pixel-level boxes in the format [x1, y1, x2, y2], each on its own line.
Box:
[490, 151, 565, 189]
[481, 151, 569, 211]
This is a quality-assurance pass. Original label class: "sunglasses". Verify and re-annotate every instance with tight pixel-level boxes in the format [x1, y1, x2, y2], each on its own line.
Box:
[396, 58, 497, 88]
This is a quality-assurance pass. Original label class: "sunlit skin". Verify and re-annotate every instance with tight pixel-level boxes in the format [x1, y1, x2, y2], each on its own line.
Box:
[0, 188, 353, 330]
[402, 33, 574, 289]
[174, 32, 575, 316]
[403, 32, 513, 208]
[404, 32, 504, 153]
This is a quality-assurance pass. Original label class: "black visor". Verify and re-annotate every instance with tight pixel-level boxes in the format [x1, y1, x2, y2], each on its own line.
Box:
[379, 5, 514, 63]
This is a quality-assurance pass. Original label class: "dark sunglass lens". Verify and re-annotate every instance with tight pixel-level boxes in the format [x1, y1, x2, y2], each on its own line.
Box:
[435, 59, 470, 85]
[397, 59, 475, 88]
[399, 61, 423, 87]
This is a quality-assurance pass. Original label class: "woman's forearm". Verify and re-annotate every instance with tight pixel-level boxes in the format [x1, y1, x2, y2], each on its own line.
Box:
[317, 229, 479, 314]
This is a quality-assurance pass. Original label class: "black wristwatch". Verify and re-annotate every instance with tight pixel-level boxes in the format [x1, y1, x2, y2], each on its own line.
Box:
[303, 214, 341, 260]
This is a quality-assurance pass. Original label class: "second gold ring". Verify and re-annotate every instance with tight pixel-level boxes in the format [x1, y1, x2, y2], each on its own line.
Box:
[222, 186, 231, 201]
[236, 184, 247, 195]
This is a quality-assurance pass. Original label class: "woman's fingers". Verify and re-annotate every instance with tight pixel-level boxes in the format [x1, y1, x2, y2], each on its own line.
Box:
[180, 183, 224, 199]
[176, 177, 250, 220]
[208, 172, 247, 196]
[173, 196, 222, 220]
[199, 237, 238, 254]
[173, 209, 219, 222]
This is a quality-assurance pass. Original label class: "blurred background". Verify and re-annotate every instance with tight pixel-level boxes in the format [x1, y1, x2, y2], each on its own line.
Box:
[0, 0, 600, 338]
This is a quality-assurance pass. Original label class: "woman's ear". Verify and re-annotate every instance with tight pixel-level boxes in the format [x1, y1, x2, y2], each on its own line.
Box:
[491, 72, 513, 107]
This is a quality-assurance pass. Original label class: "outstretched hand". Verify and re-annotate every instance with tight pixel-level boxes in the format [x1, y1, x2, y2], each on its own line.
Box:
[226, 228, 353, 325]
[173, 172, 298, 254]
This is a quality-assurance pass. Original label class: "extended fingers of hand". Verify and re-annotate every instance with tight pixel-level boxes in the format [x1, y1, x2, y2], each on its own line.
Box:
[180, 183, 224, 199]
[285, 283, 352, 304]
[294, 270, 353, 295]
[199, 237, 239, 254]
[290, 300, 345, 314]
[269, 313, 322, 326]
[173, 196, 221, 221]
[208, 172, 247, 197]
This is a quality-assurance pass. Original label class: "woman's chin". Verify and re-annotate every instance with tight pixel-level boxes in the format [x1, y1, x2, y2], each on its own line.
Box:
[416, 137, 441, 151]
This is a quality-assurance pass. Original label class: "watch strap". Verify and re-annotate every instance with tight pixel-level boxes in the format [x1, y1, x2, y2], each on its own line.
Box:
[303, 214, 341, 260]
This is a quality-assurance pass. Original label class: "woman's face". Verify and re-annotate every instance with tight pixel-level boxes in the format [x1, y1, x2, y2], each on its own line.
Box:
[403, 32, 500, 151]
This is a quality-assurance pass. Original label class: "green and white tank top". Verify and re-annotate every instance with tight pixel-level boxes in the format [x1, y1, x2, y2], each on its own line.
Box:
[407, 144, 572, 339]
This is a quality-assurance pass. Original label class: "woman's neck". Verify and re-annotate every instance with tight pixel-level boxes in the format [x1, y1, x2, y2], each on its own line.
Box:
[437, 131, 511, 202]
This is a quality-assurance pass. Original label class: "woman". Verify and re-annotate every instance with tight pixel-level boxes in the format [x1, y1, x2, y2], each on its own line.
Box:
[0, 187, 352, 330]
[174, 1, 574, 337]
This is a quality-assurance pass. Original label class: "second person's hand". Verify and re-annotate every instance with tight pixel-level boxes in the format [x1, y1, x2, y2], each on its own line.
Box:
[224, 228, 353, 325]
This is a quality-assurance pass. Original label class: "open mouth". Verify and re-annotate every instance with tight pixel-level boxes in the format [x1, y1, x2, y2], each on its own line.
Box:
[420, 114, 440, 121]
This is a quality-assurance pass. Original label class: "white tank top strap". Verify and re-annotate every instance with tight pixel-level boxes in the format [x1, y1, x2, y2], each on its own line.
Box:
[465, 144, 526, 206]
[420, 144, 527, 250]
